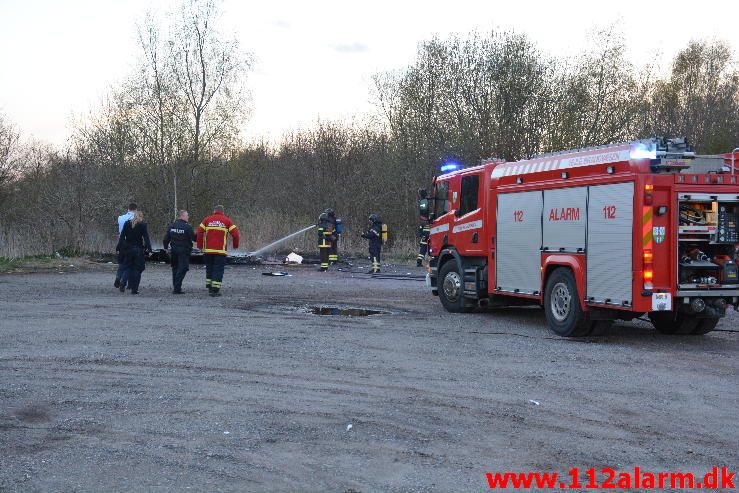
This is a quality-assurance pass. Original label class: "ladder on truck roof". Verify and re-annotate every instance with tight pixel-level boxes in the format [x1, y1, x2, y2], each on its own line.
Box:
[491, 137, 735, 177]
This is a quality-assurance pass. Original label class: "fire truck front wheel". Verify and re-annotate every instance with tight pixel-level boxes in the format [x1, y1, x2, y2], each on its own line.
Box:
[544, 268, 588, 337]
[438, 261, 474, 313]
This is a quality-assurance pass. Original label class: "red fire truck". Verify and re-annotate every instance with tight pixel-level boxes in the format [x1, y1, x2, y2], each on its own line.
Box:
[425, 138, 739, 336]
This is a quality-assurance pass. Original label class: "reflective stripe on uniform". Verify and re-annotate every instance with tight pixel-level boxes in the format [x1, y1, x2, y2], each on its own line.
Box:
[204, 248, 227, 254]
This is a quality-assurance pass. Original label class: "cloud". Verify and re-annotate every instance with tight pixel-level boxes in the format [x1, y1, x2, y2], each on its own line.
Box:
[332, 42, 369, 54]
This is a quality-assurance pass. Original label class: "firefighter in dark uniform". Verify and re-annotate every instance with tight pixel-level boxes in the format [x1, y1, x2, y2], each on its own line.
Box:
[417, 223, 430, 267]
[325, 208, 342, 265]
[417, 188, 430, 266]
[361, 213, 383, 274]
[317, 212, 334, 271]
[163, 210, 196, 294]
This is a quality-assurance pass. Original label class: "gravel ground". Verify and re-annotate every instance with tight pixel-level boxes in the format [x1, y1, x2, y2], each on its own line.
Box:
[1, 261, 737, 492]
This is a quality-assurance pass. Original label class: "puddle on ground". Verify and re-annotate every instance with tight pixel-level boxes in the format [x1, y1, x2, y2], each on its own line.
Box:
[308, 306, 388, 317]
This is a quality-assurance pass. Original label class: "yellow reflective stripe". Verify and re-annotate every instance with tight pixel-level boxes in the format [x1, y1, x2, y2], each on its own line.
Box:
[199, 223, 206, 229]
[228, 225, 237, 232]
[643, 207, 653, 248]
[203, 248, 226, 254]
[205, 226, 229, 232]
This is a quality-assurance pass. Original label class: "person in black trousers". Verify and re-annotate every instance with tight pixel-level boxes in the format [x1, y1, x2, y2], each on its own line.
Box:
[163, 210, 196, 294]
[116, 211, 152, 294]
[361, 213, 384, 274]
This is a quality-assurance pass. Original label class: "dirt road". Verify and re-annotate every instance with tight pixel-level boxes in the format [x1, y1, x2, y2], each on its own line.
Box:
[1, 262, 737, 492]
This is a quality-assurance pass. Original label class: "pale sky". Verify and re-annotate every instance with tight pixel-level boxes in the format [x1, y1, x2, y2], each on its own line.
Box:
[0, 0, 737, 147]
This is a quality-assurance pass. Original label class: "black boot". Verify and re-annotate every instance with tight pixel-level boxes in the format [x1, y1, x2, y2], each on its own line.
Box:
[209, 288, 221, 297]
[119, 282, 126, 293]
[416, 259, 423, 267]
[114, 278, 121, 288]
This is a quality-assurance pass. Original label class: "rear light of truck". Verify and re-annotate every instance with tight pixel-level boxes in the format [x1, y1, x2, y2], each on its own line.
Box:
[643, 249, 654, 290]
[644, 184, 654, 205]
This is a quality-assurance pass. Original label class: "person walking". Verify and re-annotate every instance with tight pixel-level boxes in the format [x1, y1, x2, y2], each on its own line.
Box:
[196, 205, 240, 297]
[116, 210, 152, 295]
[361, 213, 384, 274]
[163, 210, 196, 294]
[114, 203, 137, 288]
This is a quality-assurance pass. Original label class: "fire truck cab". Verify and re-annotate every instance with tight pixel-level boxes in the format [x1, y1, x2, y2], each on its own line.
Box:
[427, 138, 739, 336]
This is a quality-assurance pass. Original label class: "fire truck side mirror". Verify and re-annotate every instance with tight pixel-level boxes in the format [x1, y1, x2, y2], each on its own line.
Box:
[419, 198, 430, 216]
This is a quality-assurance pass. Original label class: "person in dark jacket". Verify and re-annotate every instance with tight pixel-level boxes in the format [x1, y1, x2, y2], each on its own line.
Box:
[163, 210, 196, 294]
[116, 211, 152, 294]
[361, 213, 383, 274]
[114, 202, 137, 288]
[324, 208, 342, 265]
[316, 212, 333, 272]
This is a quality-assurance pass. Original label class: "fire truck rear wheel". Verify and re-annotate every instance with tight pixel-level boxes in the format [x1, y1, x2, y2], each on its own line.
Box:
[691, 318, 719, 335]
[544, 268, 588, 337]
[438, 261, 473, 313]
[648, 311, 702, 335]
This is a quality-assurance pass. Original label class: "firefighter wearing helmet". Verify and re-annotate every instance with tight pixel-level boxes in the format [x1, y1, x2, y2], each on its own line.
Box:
[324, 208, 343, 265]
[317, 212, 334, 271]
[361, 213, 384, 274]
[417, 188, 430, 267]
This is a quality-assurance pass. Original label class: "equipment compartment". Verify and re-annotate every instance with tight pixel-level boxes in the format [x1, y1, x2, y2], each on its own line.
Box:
[678, 199, 739, 288]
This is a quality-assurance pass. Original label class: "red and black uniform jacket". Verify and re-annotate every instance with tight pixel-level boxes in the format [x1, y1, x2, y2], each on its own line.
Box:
[196, 212, 240, 255]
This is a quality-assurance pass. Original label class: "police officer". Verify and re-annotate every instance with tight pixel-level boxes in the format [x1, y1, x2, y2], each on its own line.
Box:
[163, 210, 196, 294]
[325, 208, 342, 265]
[317, 212, 333, 272]
[361, 213, 383, 274]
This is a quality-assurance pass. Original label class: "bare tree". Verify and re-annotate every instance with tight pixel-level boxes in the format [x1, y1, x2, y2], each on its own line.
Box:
[650, 40, 739, 153]
[169, 0, 251, 210]
[0, 113, 21, 191]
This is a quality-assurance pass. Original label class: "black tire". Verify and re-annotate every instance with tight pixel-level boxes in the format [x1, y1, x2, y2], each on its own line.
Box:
[438, 260, 473, 313]
[691, 318, 719, 335]
[544, 268, 588, 336]
[648, 311, 701, 335]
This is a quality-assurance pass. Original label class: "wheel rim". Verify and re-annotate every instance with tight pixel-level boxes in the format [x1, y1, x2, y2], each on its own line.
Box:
[443, 271, 462, 302]
[551, 282, 571, 322]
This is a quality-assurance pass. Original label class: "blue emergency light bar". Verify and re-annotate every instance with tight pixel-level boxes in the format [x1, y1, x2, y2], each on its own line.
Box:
[439, 161, 465, 173]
